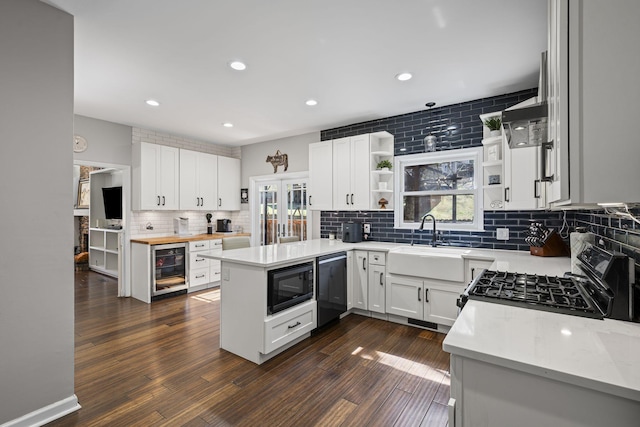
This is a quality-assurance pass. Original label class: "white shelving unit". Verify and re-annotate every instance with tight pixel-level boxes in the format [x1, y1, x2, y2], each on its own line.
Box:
[89, 228, 122, 278]
[369, 131, 395, 210]
[479, 112, 504, 210]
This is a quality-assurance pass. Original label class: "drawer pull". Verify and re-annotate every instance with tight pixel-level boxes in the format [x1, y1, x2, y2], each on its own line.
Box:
[196, 274, 206, 279]
[196, 258, 205, 262]
[288, 321, 301, 329]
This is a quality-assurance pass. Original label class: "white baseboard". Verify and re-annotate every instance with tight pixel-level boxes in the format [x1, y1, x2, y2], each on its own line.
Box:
[1, 395, 80, 427]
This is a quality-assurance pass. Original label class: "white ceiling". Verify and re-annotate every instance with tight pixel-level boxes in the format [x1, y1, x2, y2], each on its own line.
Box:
[45, 0, 547, 147]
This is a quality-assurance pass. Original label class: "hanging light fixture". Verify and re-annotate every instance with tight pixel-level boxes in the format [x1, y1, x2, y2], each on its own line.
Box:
[424, 102, 437, 152]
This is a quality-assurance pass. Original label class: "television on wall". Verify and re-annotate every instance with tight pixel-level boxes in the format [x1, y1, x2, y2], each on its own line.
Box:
[102, 186, 122, 220]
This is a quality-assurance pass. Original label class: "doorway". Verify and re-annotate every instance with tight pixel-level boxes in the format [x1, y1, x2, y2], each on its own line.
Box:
[250, 173, 311, 246]
[74, 160, 131, 297]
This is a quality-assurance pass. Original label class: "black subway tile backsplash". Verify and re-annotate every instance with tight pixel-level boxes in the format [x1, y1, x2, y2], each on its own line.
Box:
[318, 89, 640, 280]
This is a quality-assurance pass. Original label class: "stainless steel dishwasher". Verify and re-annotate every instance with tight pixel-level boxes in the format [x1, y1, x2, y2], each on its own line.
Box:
[316, 252, 347, 328]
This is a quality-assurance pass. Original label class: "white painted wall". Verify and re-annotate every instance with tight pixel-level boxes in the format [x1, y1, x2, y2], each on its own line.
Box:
[0, 0, 77, 424]
[74, 115, 133, 166]
[240, 131, 319, 189]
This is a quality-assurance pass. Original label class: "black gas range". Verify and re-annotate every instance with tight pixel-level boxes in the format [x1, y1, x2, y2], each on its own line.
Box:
[458, 245, 636, 321]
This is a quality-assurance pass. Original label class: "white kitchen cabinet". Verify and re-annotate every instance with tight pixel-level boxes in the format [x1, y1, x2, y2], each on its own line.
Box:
[346, 251, 354, 310]
[132, 142, 179, 210]
[504, 142, 545, 210]
[423, 280, 464, 326]
[547, 0, 640, 206]
[217, 156, 240, 211]
[449, 354, 640, 427]
[308, 141, 333, 210]
[220, 260, 317, 364]
[188, 239, 222, 292]
[386, 275, 463, 327]
[368, 252, 386, 314]
[352, 250, 368, 310]
[386, 275, 423, 318]
[179, 149, 218, 211]
[464, 259, 493, 284]
[333, 135, 370, 210]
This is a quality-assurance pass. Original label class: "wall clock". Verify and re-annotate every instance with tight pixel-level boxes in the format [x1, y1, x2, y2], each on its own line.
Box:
[73, 135, 88, 153]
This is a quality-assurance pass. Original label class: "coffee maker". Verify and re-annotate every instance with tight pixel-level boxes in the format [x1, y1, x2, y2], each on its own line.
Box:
[217, 219, 232, 232]
[342, 222, 363, 243]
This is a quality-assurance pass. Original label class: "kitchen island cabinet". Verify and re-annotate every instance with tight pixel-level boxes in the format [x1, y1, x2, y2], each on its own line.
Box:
[443, 301, 640, 427]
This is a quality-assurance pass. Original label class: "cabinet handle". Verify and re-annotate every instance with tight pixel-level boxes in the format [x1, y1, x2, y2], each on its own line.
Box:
[471, 267, 476, 280]
[425, 288, 429, 302]
[540, 140, 555, 182]
[157, 196, 161, 206]
[309, 195, 312, 206]
[534, 179, 541, 199]
[162, 196, 165, 206]
[346, 194, 349, 205]
[218, 198, 222, 207]
[196, 258, 205, 262]
[351, 194, 354, 205]
[196, 274, 205, 279]
[504, 187, 510, 203]
[418, 287, 422, 301]
[196, 197, 200, 207]
[195, 244, 205, 248]
[287, 321, 301, 329]
[379, 272, 384, 286]
[363, 257, 367, 271]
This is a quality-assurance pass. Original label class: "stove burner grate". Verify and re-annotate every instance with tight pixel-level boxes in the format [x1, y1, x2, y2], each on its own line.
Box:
[465, 270, 602, 319]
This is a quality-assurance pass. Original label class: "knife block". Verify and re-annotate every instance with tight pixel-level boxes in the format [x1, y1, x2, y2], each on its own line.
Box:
[530, 233, 570, 257]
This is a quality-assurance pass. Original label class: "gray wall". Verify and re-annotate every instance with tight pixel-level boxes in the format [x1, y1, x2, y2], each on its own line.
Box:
[240, 131, 319, 188]
[0, 0, 76, 424]
[74, 114, 133, 166]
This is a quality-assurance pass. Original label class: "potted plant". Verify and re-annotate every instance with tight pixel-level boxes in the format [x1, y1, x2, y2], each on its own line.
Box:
[376, 159, 393, 171]
[484, 117, 502, 136]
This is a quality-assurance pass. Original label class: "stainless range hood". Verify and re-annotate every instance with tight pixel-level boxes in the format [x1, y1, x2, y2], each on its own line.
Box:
[502, 52, 548, 148]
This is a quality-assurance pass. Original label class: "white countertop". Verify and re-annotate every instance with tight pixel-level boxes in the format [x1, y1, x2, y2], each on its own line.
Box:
[443, 300, 640, 402]
[204, 238, 640, 402]
[203, 238, 571, 276]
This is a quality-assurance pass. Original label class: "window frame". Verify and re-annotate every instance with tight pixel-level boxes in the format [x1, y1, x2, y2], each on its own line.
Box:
[393, 147, 484, 231]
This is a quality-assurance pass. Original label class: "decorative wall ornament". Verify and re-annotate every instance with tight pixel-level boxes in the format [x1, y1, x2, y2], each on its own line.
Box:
[266, 150, 289, 173]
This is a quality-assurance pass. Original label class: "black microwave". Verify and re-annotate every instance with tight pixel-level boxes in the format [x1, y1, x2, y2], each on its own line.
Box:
[267, 261, 314, 315]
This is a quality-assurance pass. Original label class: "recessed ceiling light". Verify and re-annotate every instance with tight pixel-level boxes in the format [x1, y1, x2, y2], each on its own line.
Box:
[305, 99, 318, 106]
[145, 99, 160, 107]
[229, 61, 247, 71]
[395, 72, 412, 81]
[222, 122, 233, 128]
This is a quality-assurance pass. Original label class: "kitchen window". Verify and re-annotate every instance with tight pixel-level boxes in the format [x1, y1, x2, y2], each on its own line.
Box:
[393, 147, 484, 231]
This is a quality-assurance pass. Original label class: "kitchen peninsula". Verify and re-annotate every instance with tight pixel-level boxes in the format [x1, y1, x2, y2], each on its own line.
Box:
[204, 239, 570, 364]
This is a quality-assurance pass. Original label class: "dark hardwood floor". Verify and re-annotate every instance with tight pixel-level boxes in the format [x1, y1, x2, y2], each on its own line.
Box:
[48, 271, 451, 427]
